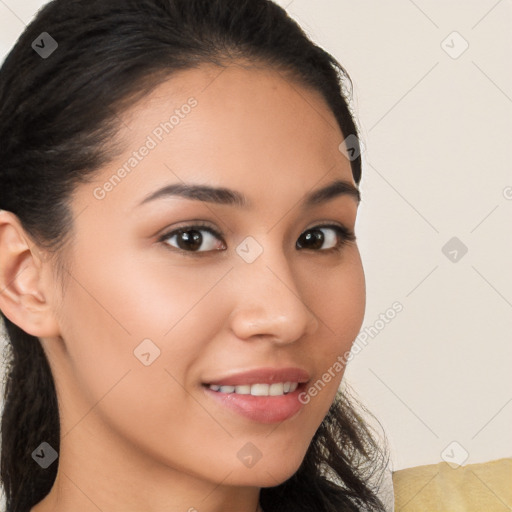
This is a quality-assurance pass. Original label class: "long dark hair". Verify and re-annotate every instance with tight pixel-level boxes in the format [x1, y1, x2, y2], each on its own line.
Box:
[0, 0, 388, 510]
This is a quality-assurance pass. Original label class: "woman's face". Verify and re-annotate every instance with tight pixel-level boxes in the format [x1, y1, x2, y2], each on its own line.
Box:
[42, 63, 365, 502]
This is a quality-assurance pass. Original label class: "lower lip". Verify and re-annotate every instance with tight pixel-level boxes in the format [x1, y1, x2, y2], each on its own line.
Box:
[203, 384, 306, 424]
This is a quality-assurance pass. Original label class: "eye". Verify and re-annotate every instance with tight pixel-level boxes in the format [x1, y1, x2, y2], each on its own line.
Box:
[296, 224, 356, 252]
[159, 223, 226, 253]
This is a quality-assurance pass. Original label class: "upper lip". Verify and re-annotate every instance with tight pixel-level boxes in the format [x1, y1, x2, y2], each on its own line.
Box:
[204, 367, 310, 387]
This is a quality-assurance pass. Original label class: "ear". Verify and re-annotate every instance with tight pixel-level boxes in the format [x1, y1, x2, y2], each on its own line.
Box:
[0, 209, 61, 338]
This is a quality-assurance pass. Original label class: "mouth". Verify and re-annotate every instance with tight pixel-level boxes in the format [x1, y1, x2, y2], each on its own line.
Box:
[201, 367, 310, 424]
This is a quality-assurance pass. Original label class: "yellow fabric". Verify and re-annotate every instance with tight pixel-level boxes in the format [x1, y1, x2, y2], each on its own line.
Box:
[393, 458, 512, 511]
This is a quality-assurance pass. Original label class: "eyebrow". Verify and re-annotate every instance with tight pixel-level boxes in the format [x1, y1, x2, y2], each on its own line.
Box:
[137, 178, 360, 209]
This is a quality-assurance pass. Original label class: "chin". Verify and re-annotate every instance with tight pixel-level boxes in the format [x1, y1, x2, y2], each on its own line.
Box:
[227, 452, 308, 488]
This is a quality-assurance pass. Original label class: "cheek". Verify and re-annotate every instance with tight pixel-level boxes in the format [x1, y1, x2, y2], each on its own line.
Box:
[55, 245, 229, 402]
[291, 249, 365, 427]
[54, 268, 224, 471]
[305, 248, 366, 352]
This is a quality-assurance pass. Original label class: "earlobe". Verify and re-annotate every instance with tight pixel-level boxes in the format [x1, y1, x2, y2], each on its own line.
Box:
[0, 210, 61, 338]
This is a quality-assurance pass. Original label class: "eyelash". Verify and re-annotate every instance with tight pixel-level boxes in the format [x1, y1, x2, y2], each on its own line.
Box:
[158, 221, 356, 257]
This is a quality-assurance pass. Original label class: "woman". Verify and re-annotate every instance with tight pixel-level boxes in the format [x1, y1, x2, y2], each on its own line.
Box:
[0, 0, 390, 510]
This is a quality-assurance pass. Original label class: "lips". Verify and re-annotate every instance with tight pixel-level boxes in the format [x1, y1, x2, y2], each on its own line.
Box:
[202, 367, 310, 423]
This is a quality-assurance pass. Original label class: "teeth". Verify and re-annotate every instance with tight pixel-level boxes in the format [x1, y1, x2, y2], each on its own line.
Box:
[269, 383, 284, 396]
[208, 381, 299, 396]
[234, 385, 251, 395]
[251, 383, 269, 396]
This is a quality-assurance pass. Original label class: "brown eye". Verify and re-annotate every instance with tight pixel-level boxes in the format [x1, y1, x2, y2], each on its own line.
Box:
[296, 225, 355, 252]
[161, 226, 225, 253]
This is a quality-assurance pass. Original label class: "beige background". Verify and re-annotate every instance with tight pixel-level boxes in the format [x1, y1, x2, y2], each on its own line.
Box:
[0, 0, 511, 480]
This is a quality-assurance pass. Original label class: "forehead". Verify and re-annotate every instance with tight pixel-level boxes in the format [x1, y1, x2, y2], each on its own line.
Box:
[82, 63, 355, 215]
[119, 62, 346, 152]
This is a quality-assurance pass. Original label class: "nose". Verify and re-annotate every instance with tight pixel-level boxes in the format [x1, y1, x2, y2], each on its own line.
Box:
[227, 247, 320, 345]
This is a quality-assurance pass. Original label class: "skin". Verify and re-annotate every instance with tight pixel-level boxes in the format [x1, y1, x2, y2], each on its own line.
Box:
[0, 62, 365, 512]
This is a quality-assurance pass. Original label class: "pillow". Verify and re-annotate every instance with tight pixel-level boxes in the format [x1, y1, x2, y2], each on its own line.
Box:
[392, 457, 512, 511]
